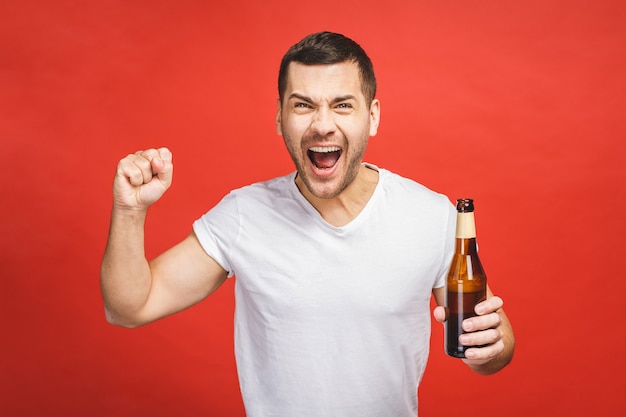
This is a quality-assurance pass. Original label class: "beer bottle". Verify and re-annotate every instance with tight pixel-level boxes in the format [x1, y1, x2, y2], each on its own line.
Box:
[445, 198, 487, 358]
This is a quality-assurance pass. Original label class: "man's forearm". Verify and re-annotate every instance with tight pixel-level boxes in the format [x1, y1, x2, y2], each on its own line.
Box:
[100, 208, 152, 327]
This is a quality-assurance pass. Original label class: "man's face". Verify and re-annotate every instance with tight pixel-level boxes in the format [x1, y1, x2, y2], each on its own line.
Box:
[277, 61, 380, 199]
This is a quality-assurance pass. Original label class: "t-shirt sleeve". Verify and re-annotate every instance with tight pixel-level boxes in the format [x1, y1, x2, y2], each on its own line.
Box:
[433, 198, 456, 289]
[192, 192, 240, 278]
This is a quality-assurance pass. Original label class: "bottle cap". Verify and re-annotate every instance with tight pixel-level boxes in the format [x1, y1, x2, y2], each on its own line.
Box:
[456, 198, 474, 213]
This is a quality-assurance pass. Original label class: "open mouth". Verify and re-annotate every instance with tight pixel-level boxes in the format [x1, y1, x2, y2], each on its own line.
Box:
[308, 146, 342, 169]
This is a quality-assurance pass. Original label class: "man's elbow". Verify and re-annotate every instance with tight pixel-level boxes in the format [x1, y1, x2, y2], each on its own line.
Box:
[103, 306, 145, 329]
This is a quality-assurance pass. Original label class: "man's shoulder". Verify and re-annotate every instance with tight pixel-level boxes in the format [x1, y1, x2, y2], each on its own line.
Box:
[219, 172, 298, 213]
[230, 172, 295, 197]
[378, 167, 451, 207]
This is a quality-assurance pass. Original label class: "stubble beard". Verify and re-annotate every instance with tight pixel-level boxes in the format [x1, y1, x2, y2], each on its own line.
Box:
[284, 134, 368, 200]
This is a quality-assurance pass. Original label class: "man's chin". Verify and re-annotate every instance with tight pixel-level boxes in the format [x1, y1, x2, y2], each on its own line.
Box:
[297, 173, 344, 200]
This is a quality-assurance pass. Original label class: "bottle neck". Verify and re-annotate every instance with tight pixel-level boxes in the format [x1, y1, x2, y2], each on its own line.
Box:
[455, 237, 477, 255]
[455, 212, 476, 239]
[455, 212, 477, 255]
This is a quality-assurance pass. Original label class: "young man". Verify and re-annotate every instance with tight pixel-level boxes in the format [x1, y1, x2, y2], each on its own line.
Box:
[101, 32, 514, 416]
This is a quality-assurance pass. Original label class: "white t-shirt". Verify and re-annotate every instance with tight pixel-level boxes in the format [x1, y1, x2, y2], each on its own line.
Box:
[193, 166, 456, 417]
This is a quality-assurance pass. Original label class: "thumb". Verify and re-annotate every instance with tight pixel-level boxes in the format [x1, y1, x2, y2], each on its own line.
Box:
[152, 147, 173, 186]
[433, 305, 448, 324]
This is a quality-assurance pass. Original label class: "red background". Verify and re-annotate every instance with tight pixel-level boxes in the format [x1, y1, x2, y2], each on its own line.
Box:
[2, 0, 625, 416]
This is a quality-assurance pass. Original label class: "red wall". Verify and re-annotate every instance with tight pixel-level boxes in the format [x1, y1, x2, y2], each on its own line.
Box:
[2, 1, 625, 416]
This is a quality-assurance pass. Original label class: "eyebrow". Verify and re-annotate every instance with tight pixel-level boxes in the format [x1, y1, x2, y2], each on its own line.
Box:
[288, 93, 358, 104]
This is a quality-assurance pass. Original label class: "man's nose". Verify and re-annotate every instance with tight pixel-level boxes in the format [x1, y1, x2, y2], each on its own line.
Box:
[310, 107, 336, 136]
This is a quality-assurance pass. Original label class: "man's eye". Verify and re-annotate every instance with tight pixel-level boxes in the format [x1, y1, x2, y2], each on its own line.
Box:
[336, 103, 353, 109]
[295, 102, 310, 108]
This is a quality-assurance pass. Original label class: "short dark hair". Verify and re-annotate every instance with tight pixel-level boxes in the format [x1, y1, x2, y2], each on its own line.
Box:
[278, 32, 377, 104]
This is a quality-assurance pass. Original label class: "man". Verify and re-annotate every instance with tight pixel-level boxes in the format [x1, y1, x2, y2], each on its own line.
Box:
[101, 32, 514, 416]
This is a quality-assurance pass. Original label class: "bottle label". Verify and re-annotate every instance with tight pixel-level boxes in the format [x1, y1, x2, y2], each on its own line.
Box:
[456, 212, 476, 238]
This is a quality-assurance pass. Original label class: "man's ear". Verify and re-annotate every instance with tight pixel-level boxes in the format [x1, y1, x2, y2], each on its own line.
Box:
[276, 99, 283, 135]
[369, 98, 381, 137]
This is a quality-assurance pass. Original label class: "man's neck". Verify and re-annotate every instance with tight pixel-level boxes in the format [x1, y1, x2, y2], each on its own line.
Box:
[296, 164, 379, 227]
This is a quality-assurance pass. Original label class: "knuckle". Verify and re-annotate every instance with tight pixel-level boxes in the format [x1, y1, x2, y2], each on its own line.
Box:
[491, 329, 501, 343]
[142, 148, 158, 160]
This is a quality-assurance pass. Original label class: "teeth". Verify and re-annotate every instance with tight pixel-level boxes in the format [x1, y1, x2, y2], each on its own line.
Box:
[309, 146, 341, 153]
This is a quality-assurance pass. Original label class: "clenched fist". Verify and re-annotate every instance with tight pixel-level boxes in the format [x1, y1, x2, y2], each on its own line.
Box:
[113, 148, 173, 210]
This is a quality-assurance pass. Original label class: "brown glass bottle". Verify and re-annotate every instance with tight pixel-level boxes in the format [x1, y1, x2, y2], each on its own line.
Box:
[445, 198, 487, 358]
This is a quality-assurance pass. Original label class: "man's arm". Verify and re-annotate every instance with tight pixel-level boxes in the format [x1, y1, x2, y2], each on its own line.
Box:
[433, 286, 515, 375]
[100, 148, 227, 328]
